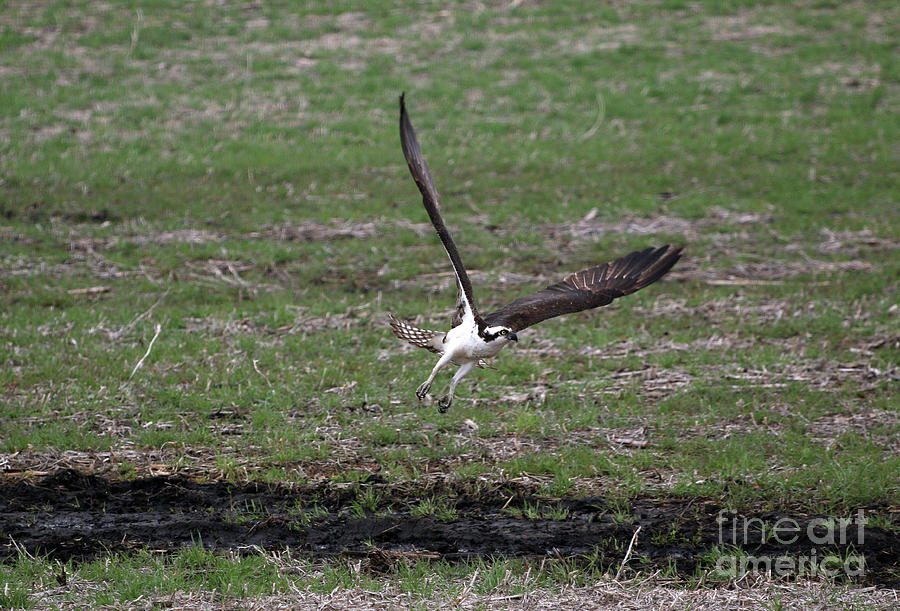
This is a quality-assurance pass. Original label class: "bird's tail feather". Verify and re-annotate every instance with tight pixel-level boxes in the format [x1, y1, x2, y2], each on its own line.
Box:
[387, 313, 445, 354]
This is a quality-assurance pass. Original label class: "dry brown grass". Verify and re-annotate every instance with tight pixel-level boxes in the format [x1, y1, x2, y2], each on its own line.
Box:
[28, 568, 900, 611]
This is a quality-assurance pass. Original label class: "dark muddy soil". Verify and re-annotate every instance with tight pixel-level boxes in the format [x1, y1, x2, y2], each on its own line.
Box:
[1, 471, 897, 586]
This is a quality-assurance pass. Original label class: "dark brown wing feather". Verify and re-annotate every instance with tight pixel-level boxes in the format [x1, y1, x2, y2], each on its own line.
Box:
[400, 94, 482, 323]
[484, 245, 683, 332]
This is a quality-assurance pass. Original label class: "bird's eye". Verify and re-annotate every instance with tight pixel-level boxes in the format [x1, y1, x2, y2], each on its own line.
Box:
[500, 329, 508, 335]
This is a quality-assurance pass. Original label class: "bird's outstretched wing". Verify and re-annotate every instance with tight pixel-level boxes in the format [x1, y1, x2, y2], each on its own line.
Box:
[400, 94, 482, 326]
[483, 245, 683, 332]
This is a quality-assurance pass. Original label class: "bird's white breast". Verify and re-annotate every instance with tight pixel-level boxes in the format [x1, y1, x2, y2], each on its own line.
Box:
[443, 322, 509, 362]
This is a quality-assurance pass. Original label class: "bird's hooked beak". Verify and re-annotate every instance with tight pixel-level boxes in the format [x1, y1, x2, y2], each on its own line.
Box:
[508, 332, 518, 342]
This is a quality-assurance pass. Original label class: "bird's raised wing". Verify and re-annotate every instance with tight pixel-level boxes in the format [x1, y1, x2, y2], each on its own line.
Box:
[484, 245, 683, 332]
[400, 94, 481, 326]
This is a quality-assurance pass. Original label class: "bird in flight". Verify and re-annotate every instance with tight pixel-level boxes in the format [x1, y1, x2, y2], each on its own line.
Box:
[390, 94, 683, 412]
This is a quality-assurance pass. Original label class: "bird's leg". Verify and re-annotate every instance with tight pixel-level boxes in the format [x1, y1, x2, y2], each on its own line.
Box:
[416, 352, 453, 400]
[437, 361, 475, 413]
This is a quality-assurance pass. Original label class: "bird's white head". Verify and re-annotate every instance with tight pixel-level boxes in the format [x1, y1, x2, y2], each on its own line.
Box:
[481, 325, 518, 343]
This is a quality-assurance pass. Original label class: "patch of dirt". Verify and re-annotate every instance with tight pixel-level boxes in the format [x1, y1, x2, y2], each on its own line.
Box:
[576, 366, 694, 401]
[817, 228, 899, 255]
[57, 220, 408, 252]
[519, 330, 763, 361]
[1, 251, 132, 280]
[705, 14, 795, 42]
[0, 448, 250, 482]
[184, 259, 278, 293]
[131, 229, 224, 245]
[719, 360, 897, 393]
[806, 409, 900, 452]
[676, 259, 874, 284]
[564, 24, 641, 53]
[390, 269, 549, 296]
[62, 230, 224, 254]
[691, 70, 745, 93]
[637, 294, 808, 320]
[248, 221, 379, 242]
[1, 471, 897, 587]
[426, 426, 651, 465]
[183, 305, 376, 338]
[298, 31, 401, 59]
[807, 61, 884, 90]
[567, 357, 895, 398]
[539, 207, 774, 243]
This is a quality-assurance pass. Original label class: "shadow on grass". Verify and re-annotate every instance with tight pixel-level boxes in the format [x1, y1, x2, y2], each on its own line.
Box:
[1, 470, 897, 587]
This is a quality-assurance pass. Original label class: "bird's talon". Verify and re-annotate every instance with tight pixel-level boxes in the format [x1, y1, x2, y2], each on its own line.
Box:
[437, 396, 452, 413]
[416, 382, 431, 401]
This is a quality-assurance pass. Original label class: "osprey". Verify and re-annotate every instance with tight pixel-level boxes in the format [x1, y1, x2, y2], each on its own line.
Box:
[390, 95, 683, 412]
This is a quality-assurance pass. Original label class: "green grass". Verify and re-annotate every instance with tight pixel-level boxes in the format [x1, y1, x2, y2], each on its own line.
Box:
[0, 545, 615, 608]
[1, 0, 898, 607]
[410, 495, 460, 520]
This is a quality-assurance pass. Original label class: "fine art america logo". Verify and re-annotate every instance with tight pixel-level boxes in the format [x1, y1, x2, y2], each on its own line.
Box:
[714, 509, 867, 578]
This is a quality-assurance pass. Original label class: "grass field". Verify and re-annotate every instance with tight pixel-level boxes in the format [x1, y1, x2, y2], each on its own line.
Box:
[1, 0, 898, 608]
